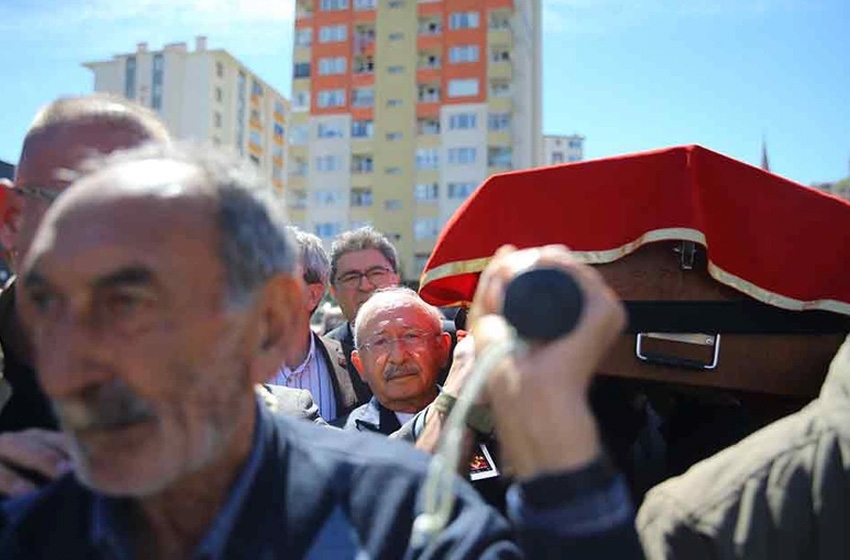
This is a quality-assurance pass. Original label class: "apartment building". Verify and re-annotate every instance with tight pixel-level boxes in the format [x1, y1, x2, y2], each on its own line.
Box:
[84, 37, 288, 196]
[543, 134, 584, 165]
[289, 0, 542, 280]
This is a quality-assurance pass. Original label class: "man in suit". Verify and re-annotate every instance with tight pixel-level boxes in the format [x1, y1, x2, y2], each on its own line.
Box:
[268, 228, 358, 421]
[0, 142, 641, 557]
[340, 287, 451, 435]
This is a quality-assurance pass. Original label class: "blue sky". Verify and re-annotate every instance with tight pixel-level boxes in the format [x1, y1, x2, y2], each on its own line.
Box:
[0, 0, 847, 185]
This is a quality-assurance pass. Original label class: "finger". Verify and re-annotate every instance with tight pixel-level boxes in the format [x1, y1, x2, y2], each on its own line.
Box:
[19, 428, 72, 455]
[0, 431, 72, 480]
[0, 463, 38, 497]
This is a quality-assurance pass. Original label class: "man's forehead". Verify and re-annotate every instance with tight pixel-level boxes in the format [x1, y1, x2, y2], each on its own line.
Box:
[337, 249, 391, 270]
[364, 301, 436, 332]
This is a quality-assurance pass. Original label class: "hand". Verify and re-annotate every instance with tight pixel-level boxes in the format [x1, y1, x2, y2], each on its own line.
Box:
[440, 334, 478, 399]
[469, 245, 626, 480]
[0, 429, 73, 497]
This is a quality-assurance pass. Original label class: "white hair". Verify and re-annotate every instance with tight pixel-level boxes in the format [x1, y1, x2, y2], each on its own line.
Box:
[353, 286, 443, 348]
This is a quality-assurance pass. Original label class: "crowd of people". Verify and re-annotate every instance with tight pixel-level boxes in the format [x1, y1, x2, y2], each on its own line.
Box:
[0, 93, 846, 558]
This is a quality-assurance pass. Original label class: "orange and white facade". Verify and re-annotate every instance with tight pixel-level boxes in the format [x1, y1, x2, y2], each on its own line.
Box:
[84, 37, 289, 198]
[289, 0, 542, 280]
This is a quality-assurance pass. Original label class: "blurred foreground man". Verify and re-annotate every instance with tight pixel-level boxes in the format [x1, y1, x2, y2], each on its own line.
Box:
[0, 143, 641, 558]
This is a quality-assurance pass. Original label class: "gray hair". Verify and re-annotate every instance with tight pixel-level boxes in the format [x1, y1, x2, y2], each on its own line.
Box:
[353, 286, 442, 348]
[79, 141, 297, 307]
[287, 226, 330, 287]
[330, 226, 399, 283]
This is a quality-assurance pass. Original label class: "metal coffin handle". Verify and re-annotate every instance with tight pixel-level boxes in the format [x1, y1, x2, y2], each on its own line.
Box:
[635, 332, 721, 370]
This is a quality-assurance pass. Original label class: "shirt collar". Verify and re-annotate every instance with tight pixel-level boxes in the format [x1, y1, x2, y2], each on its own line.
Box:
[279, 333, 317, 381]
[91, 395, 270, 560]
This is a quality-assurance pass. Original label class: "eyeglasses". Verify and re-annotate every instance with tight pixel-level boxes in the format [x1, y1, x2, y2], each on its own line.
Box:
[334, 266, 393, 288]
[15, 186, 61, 204]
[359, 330, 440, 355]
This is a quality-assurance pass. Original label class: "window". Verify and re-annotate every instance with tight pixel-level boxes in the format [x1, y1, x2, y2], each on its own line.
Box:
[293, 62, 311, 78]
[414, 253, 430, 274]
[125, 56, 137, 100]
[448, 182, 476, 199]
[213, 111, 222, 128]
[386, 131, 403, 141]
[351, 87, 374, 107]
[448, 45, 479, 64]
[490, 81, 511, 97]
[249, 130, 262, 146]
[449, 11, 479, 29]
[448, 147, 476, 165]
[488, 112, 510, 131]
[215, 87, 223, 102]
[417, 118, 440, 135]
[317, 89, 346, 108]
[418, 18, 441, 35]
[315, 189, 344, 205]
[354, 0, 375, 8]
[292, 90, 310, 111]
[295, 28, 313, 46]
[387, 98, 403, 107]
[289, 190, 307, 209]
[320, 0, 347, 11]
[415, 183, 438, 201]
[289, 124, 309, 144]
[216, 61, 224, 77]
[351, 188, 373, 206]
[488, 147, 513, 167]
[389, 0, 404, 7]
[352, 120, 374, 138]
[386, 167, 403, 175]
[388, 32, 404, 40]
[290, 158, 308, 177]
[449, 113, 477, 130]
[489, 12, 511, 29]
[249, 155, 261, 165]
[568, 155, 581, 162]
[151, 53, 164, 110]
[418, 84, 440, 103]
[317, 122, 345, 138]
[414, 218, 439, 240]
[490, 48, 510, 63]
[569, 139, 582, 149]
[551, 152, 564, 164]
[416, 148, 439, 170]
[448, 78, 479, 98]
[388, 65, 404, 74]
[385, 199, 403, 210]
[315, 155, 342, 172]
[251, 80, 264, 97]
[319, 24, 347, 42]
[352, 155, 374, 173]
[354, 56, 374, 74]
[315, 222, 342, 238]
[318, 57, 346, 75]
[419, 52, 440, 69]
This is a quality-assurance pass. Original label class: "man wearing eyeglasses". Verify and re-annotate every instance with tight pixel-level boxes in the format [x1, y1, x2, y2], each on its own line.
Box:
[340, 287, 451, 435]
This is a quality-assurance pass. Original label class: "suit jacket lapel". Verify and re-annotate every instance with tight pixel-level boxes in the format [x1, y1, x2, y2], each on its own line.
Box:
[315, 333, 359, 418]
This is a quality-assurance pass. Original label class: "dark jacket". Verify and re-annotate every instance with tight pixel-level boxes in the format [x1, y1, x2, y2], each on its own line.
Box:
[0, 281, 57, 433]
[637, 336, 850, 559]
[339, 396, 403, 435]
[0, 404, 641, 558]
[314, 333, 360, 419]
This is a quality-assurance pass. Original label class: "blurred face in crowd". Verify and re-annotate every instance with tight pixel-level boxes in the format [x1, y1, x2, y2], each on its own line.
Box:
[352, 295, 450, 413]
[17, 159, 287, 496]
[330, 249, 399, 323]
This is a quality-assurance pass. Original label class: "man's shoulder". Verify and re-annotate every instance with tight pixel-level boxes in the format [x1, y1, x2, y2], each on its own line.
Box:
[324, 323, 351, 345]
[335, 400, 373, 430]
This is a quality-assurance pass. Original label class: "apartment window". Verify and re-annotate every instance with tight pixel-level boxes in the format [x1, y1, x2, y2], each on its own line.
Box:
[315, 222, 342, 238]
[417, 118, 440, 135]
[488, 147, 513, 167]
[386, 167, 403, 175]
[354, 56, 374, 74]
[448, 182, 476, 199]
[488, 112, 510, 131]
[316, 189, 344, 205]
[490, 81, 511, 97]
[418, 18, 441, 35]
[249, 155, 261, 165]
[414, 253, 430, 274]
[295, 28, 313, 46]
[351, 119, 374, 138]
[387, 98, 403, 107]
[215, 61, 224, 78]
[275, 100, 285, 114]
[490, 48, 511, 63]
[151, 53, 164, 110]
[289, 190, 307, 209]
[317, 122, 345, 138]
[352, 155, 374, 174]
[215, 87, 223, 102]
[415, 183, 438, 201]
[318, 57, 346, 75]
[388, 32, 404, 40]
[290, 158, 308, 177]
[320, 0, 347, 11]
[385, 199, 403, 210]
[416, 148, 439, 170]
[213, 111, 222, 128]
[389, 0, 404, 7]
[236, 71, 246, 154]
[125, 56, 137, 100]
[272, 143, 284, 160]
[449, 113, 477, 130]
[354, 0, 375, 9]
[386, 131, 403, 141]
[289, 124, 310, 145]
[414, 218, 439, 240]
[388, 65, 404, 74]
[448, 78, 479, 98]
[319, 24, 347, 43]
[418, 84, 440, 103]
[249, 130, 262, 146]
[252, 80, 264, 97]
[272, 165, 283, 181]
[317, 89, 346, 108]
[292, 90, 310, 111]
[351, 187, 373, 206]
[449, 11, 480, 30]
[448, 147, 477, 165]
[489, 12, 511, 29]
[551, 152, 564, 164]
[419, 53, 440, 69]
[448, 45, 479, 64]
[568, 155, 581, 162]
[315, 155, 342, 172]
[293, 62, 311, 78]
[569, 139, 582, 149]
[351, 87, 374, 108]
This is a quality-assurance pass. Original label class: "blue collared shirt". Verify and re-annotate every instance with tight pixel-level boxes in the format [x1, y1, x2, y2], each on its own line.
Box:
[90, 397, 270, 560]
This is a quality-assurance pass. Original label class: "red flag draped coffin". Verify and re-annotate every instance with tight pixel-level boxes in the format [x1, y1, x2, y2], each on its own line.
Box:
[419, 145, 850, 398]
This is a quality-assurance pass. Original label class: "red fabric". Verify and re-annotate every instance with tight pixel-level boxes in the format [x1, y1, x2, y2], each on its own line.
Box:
[420, 145, 850, 310]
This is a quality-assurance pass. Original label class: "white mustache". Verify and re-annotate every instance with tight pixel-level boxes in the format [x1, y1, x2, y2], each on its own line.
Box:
[54, 383, 156, 432]
[383, 365, 419, 381]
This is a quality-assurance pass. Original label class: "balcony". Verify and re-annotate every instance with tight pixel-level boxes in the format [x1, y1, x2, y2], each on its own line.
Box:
[353, 55, 375, 75]
[417, 118, 440, 135]
[351, 155, 374, 174]
[354, 26, 376, 55]
[418, 84, 441, 104]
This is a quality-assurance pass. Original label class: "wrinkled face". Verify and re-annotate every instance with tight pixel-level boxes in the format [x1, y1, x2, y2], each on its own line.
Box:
[18, 162, 259, 497]
[6, 121, 155, 270]
[330, 249, 399, 323]
[352, 300, 450, 413]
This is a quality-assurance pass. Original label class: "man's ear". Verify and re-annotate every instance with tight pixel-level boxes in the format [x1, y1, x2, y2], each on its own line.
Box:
[306, 283, 325, 313]
[248, 273, 306, 385]
[437, 332, 452, 369]
[350, 349, 366, 382]
[0, 180, 22, 259]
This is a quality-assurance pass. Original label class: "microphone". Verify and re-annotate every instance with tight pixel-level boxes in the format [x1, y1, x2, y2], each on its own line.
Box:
[502, 267, 584, 342]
